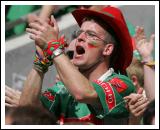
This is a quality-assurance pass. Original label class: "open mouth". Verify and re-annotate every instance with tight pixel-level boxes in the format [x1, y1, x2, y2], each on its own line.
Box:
[76, 46, 85, 55]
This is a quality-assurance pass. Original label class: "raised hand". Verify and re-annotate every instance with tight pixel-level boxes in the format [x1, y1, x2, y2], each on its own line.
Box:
[134, 26, 155, 62]
[26, 15, 59, 49]
[5, 85, 21, 107]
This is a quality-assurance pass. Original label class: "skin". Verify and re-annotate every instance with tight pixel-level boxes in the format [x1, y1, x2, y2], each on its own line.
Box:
[134, 26, 155, 101]
[24, 15, 114, 106]
[5, 85, 21, 107]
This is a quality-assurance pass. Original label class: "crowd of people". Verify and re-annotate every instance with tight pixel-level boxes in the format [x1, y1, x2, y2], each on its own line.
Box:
[5, 5, 155, 125]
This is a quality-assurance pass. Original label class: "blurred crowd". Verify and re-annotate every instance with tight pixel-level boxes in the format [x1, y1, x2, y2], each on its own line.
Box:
[5, 5, 155, 125]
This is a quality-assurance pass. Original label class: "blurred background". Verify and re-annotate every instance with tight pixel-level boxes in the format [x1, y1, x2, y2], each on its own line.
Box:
[5, 5, 155, 92]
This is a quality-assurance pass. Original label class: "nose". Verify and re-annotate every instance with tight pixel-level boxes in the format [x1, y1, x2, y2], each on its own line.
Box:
[77, 31, 86, 43]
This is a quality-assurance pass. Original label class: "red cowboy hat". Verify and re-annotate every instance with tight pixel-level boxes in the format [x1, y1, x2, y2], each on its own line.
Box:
[72, 6, 133, 74]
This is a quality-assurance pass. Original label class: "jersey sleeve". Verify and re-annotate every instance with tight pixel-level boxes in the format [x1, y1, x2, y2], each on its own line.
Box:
[40, 82, 64, 115]
[91, 76, 135, 119]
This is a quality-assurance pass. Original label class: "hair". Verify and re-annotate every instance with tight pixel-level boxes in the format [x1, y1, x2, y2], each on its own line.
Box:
[6, 105, 58, 125]
[143, 99, 155, 125]
[126, 57, 144, 87]
[82, 17, 119, 68]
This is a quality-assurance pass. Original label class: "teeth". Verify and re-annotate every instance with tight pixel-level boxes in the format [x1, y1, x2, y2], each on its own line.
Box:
[76, 46, 85, 55]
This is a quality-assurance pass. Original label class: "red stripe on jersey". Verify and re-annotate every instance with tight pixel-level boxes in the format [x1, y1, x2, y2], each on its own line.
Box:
[94, 80, 116, 111]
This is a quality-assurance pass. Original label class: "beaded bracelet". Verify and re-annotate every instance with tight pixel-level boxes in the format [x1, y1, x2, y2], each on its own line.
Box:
[33, 50, 53, 73]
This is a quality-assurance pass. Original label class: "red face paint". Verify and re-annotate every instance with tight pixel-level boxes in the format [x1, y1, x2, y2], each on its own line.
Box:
[88, 41, 99, 48]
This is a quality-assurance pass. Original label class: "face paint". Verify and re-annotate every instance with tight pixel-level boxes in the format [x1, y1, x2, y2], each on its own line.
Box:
[88, 41, 99, 48]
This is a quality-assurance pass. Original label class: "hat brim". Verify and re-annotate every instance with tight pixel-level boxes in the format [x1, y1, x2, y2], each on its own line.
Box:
[72, 9, 133, 73]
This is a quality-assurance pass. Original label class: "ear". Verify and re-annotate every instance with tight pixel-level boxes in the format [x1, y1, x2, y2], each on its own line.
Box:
[131, 75, 138, 86]
[102, 43, 114, 56]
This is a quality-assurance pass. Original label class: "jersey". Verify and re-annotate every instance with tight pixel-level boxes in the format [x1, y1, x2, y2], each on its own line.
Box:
[40, 69, 136, 125]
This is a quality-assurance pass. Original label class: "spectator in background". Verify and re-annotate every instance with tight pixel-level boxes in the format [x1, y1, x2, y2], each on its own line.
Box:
[134, 26, 155, 101]
[126, 57, 145, 94]
[124, 25, 155, 124]
[5, 105, 58, 125]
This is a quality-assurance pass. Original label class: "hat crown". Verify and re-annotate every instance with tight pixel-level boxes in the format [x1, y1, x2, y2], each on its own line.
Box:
[101, 6, 126, 25]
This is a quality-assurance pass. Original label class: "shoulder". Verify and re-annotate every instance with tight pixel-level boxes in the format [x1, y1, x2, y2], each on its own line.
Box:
[93, 72, 135, 97]
[107, 73, 136, 95]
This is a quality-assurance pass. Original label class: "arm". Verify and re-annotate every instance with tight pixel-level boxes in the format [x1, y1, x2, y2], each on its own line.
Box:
[27, 5, 56, 23]
[39, 5, 57, 20]
[26, 15, 99, 106]
[19, 68, 44, 106]
[54, 54, 98, 104]
[134, 26, 155, 101]
[143, 65, 155, 101]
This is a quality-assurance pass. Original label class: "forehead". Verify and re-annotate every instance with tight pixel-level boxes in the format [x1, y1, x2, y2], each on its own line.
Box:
[81, 20, 107, 35]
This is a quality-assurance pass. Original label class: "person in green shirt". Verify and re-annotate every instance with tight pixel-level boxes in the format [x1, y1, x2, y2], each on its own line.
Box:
[20, 6, 136, 124]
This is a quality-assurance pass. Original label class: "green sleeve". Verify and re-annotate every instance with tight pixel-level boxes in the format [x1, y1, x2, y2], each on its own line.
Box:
[40, 82, 64, 116]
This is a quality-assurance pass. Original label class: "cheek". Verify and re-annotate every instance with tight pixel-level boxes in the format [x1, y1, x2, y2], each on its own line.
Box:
[87, 41, 99, 49]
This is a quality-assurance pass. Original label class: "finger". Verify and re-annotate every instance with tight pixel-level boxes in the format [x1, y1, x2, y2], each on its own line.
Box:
[29, 34, 37, 40]
[26, 28, 40, 36]
[51, 15, 59, 32]
[5, 103, 15, 107]
[134, 101, 150, 114]
[5, 86, 16, 94]
[29, 22, 44, 31]
[15, 90, 22, 95]
[5, 96, 13, 104]
[5, 88, 15, 99]
[128, 94, 143, 105]
[135, 108, 147, 117]
[134, 99, 149, 112]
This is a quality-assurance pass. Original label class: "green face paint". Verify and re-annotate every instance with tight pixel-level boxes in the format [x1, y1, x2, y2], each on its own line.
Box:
[88, 41, 99, 48]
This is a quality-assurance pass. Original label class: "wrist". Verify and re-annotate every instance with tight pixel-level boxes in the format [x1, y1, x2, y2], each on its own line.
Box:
[33, 49, 53, 74]
[43, 37, 66, 59]
[141, 56, 153, 63]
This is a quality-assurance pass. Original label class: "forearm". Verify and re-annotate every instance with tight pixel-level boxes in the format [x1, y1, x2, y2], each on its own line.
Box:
[144, 65, 155, 101]
[39, 5, 56, 19]
[54, 54, 97, 104]
[19, 68, 44, 106]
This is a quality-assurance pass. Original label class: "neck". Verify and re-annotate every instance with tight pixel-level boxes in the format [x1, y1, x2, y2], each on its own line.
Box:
[80, 61, 109, 81]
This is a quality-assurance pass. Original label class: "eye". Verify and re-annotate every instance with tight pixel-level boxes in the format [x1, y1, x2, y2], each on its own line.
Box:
[86, 31, 97, 37]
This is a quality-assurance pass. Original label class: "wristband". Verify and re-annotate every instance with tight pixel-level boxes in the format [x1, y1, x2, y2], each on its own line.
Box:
[51, 48, 64, 59]
[141, 60, 155, 67]
[43, 36, 67, 59]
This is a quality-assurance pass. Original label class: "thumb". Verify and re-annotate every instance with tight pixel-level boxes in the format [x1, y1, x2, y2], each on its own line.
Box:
[137, 87, 143, 94]
[50, 15, 58, 27]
